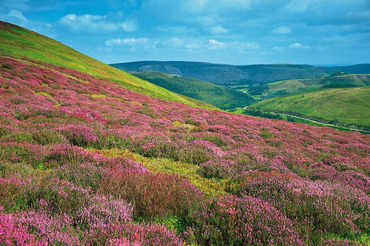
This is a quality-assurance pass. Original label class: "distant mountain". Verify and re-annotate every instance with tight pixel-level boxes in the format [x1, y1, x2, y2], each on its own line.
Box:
[130, 71, 256, 110]
[110, 61, 338, 85]
[333, 64, 370, 74]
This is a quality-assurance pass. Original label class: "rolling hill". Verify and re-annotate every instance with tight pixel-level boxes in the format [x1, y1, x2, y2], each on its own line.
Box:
[0, 21, 369, 245]
[0, 21, 217, 110]
[251, 86, 370, 128]
[130, 70, 256, 110]
[334, 64, 370, 74]
[261, 73, 370, 99]
[111, 61, 338, 85]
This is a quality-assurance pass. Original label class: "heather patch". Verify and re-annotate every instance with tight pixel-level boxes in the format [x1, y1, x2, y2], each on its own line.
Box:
[0, 56, 369, 244]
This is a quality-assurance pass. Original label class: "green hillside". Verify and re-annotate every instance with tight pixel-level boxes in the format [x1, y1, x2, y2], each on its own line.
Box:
[251, 86, 370, 128]
[130, 71, 256, 110]
[0, 21, 216, 110]
[232, 73, 370, 100]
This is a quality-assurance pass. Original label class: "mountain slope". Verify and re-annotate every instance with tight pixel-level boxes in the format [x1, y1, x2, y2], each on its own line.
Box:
[0, 21, 216, 110]
[251, 86, 370, 128]
[130, 70, 256, 110]
[111, 61, 338, 84]
[0, 22, 369, 245]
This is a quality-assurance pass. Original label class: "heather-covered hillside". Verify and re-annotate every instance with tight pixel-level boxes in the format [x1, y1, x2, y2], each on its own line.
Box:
[0, 21, 215, 110]
[1, 55, 369, 245]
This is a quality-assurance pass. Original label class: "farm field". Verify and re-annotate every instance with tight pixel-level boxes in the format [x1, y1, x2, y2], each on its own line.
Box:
[0, 21, 369, 245]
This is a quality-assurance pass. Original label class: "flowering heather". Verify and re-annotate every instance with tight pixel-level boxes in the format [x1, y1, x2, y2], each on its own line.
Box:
[0, 56, 369, 244]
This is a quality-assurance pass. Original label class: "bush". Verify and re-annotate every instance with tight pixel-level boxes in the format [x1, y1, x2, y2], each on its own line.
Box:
[238, 171, 370, 241]
[87, 222, 185, 246]
[185, 194, 302, 245]
[99, 170, 203, 221]
[197, 158, 238, 179]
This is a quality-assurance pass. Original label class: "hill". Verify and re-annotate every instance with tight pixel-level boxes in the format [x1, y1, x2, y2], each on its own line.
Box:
[111, 61, 338, 85]
[0, 21, 216, 110]
[0, 21, 369, 245]
[260, 73, 370, 99]
[251, 86, 370, 128]
[130, 70, 256, 110]
[334, 64, 370, 74]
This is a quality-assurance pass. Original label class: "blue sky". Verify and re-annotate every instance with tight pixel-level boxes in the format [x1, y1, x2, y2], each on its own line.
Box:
[1, 0, 369, 65]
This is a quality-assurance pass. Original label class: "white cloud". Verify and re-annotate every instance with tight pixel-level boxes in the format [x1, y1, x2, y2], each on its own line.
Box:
[285, 0, 312, 13]
[289, 43, 310, 49]
[0, 10, 54, 37]
[272, 46, 285, 52]
[209, 25, 228, 35]
[209, 39, 260, 50]
[209, 39, 225, 49]
[104, 37, 159, 52]
[272, 26, 291, 34]
[59, 13, 137, 34]
[0, 10, 28, 25]
[105, 38, 150, 47]
[166, 38, 185, 46]
[120, 20, 137, 32]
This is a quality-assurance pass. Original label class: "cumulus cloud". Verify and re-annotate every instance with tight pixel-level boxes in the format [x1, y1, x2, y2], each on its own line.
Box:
[0, 10, 28, 25]
[272, 26, 291, 34]
[209, 39, 260, 50]
[289, 43, 310, 49]
[208, 25, 228, 35]
[59, 13, 137, 34]
[105, 38, 159, 52]
[209, 39, 225, 49]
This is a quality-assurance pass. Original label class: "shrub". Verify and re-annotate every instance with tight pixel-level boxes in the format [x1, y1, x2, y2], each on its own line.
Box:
[99, 170, 203, 221]
[238, 171, 370, 241]
[197, 158, 238, 179]
[185, 194, 302, 245]
[58, 125, 98, 147]
[50, 162, 104, 191]
[32, 129, 68, 145]
[87, 222, 185, 246]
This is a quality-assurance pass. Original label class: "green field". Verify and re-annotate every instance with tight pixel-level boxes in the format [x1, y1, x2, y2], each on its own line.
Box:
[251, 86, 370, 128]
[130, 71, 255, 110]
[0, 21, 217, 110]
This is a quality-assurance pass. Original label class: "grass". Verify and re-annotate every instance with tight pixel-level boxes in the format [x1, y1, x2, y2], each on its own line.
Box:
[251, 86, 370, 128]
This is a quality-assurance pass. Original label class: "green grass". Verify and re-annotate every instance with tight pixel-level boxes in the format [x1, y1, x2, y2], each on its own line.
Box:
[0, 21, 217, 110]
[130, 71, 256, 110]
[251, 86, 370, 128]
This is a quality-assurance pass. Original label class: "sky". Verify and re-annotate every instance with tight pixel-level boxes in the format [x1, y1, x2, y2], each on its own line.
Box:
[0, 0, 369, 65]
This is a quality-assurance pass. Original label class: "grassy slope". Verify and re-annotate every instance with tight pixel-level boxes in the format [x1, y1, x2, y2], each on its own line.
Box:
[252, 86, 370, 127]
[265, 74, 370, 98]
[130, 70, 256, 110]
[0, 21, 217, 110]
